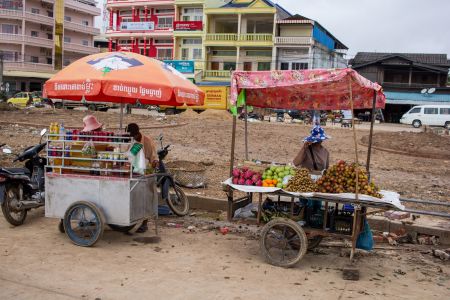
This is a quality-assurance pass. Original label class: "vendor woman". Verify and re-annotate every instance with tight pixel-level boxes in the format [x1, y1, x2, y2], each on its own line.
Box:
[126, 123, 158, 233]
[293, 124, 330, 172]
[82, 115, 103, 132]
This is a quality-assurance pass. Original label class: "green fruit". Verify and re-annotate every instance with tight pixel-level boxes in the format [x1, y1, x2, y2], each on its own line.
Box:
[277, 183, 283, 188]
[266, 176, 272, 180]
[283, 184, 287, 189]
[284, 166, 290, 171]
[290, 170, 296, 175]
[276, 167, 283, 173]
[270, 166, 277, 171]
[267, 170, 273, 176]
[262, 175, 266, 180]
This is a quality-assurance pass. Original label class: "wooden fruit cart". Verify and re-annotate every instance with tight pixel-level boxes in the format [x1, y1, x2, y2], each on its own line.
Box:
[225, 68, 388, 266]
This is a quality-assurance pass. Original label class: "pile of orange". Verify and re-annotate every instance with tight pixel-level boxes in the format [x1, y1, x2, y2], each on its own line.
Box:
[262, 179, 278, 187]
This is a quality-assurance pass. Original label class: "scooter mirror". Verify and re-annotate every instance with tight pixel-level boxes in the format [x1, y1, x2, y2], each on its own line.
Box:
[40, 128, 47, 136]
[2, 148, 12, 154]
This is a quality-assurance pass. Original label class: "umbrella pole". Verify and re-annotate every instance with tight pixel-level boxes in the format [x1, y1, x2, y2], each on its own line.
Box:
[366, 90, 377, 176]
[120, 102, 124, 130]
[228, 115, 237, 221]
[349, 79, 361, 261]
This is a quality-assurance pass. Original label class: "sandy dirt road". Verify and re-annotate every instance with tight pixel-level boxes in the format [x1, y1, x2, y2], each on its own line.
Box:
[0, 210, 449, 300]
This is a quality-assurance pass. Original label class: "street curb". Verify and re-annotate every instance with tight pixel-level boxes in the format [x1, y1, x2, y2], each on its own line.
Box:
[186, 194, 450, 245]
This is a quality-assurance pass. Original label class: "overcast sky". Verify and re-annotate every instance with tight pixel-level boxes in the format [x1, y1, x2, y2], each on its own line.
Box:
[276, 0, 450, 58]
[97, 0, 450, 58]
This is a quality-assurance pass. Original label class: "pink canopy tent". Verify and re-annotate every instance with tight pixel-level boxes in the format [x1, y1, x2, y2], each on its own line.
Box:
[230, 68, 385, 110]
[226, 68, 386, 227]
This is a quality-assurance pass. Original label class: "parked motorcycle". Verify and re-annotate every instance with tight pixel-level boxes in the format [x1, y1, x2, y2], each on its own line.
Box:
[156, 134, 189, 216]
[0, 129, 47, 226]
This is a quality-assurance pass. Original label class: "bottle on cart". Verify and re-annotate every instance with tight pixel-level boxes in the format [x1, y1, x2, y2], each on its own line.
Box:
[59, 121, 65, 140]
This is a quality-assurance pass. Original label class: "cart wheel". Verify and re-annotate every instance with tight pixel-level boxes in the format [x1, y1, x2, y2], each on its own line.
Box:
[63, 201, 105, 247]
[108, 224, 136, 233]
[165, 184, 189, 216]
[307, 236, 323, 250]
[260, 218, 308, 268]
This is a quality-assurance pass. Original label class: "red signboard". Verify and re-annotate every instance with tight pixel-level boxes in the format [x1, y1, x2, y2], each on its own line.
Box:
[174, 21, 203, 31]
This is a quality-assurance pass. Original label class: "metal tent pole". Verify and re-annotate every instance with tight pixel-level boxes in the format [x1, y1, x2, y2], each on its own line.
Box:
[366, 90, 377, 175]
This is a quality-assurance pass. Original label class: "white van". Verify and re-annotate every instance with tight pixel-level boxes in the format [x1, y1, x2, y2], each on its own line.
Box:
[400, 105, 450, 128]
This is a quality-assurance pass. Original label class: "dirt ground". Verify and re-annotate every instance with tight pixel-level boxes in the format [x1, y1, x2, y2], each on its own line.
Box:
[0, 108, 449, 207]
[1, 108, 450, 299]
[0, 210, 449, 300]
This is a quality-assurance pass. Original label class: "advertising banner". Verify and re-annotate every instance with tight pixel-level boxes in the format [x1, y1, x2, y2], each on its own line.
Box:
[164, 60, 195, 74]
[120, 22, 155, 31]
[174, 21, 203, 31]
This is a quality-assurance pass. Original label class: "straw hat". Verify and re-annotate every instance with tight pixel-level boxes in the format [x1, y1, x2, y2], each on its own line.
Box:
[82, 115, 103, 132]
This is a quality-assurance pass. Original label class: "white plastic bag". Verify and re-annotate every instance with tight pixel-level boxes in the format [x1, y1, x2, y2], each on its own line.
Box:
[127, 142, 148, 175]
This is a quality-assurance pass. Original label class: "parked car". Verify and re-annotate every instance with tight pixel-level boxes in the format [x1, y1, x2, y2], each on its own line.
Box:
[51, 99, 117, 112]
[7, 91, 42, 108]
[400, 105, 450, 128]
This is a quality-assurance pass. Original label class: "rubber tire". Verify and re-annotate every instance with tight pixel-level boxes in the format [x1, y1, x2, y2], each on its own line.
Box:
[412, 120, 422, 128]
[307, 235, 323, 250]
[259, 218, 308, 268]
[98, 107, 109, 112]
[108, 224, 136, 233]
[58, 219, 65, 233]
[63, 201, 105, 247]
[54, 102, 63, 109]
[165, 184, 189, 216]
[1, 185, 27, 226]
[88, 104, 97, 111]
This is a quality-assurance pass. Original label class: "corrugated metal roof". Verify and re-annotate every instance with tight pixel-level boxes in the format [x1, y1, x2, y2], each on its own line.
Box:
[352, 52, 449, 66]
[385, 91, 450, 105]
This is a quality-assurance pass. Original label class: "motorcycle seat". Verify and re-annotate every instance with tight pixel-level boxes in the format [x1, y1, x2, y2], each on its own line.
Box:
[1, 168, 31, 176]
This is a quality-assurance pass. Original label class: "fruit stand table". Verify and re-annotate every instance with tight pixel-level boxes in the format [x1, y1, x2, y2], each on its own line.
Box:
[225, 68, 387, 264]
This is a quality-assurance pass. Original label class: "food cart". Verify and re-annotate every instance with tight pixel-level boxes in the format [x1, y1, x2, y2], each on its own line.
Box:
[224, 68, 393, 266]
[43, 52, 204, 247]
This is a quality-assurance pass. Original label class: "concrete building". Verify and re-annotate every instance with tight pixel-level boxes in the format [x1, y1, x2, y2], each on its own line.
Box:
[275, 14, 347, 71]
[104, 0, 347, 84]
[350, 52, 450, 122]
[0, 0, 101, 94]
[105, 0, 175, 60]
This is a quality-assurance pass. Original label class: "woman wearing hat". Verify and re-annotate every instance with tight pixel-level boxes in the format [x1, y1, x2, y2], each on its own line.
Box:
[82, 115, 103, 132]
[293, 125, 330, 172]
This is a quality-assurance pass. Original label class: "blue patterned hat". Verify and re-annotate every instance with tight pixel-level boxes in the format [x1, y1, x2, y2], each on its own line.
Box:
[304, 125, 329, 143]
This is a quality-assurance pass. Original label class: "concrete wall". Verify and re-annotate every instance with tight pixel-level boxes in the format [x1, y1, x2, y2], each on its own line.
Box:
[64, 30, 93, 46]
[65, 8, 95, 26]
[279, 25, 312, 37]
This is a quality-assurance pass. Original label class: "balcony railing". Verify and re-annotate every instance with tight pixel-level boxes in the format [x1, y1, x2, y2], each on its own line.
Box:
[64, 21, 100, 35]
[275, 36, 313, 45]
[205, 34, 238, 42]
[65, 0, 101, 16]
[0, 9, 23, 18]
[25, 12, 54, 25]
[205, 34, 274, 43]
[0, 34, 54, 48]
[3, 61, 55, 73]
[0, 10, 54, 25]
[64, 42, 99, 54]
[204, 70, 231, 78]
[239, 34, 273, 42]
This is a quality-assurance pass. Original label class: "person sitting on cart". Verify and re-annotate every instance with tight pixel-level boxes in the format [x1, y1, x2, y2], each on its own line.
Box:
[126, 123, 158, 233]
[57, 115, 104, 232]
[293, 124, 330, 213]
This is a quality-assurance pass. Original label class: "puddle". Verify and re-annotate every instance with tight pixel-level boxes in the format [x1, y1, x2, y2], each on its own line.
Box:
[133, 236, 161, 244]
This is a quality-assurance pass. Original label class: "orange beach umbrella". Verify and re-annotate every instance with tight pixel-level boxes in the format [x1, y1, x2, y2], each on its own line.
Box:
[44, 52, 204, 107]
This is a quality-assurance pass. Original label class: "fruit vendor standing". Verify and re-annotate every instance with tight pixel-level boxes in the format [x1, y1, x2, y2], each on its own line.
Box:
[293, 125, 330, 172]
